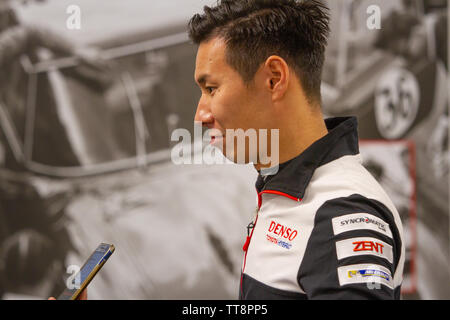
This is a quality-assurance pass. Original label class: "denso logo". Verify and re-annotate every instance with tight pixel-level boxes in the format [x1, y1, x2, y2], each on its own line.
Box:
[267, 220, 298, 241]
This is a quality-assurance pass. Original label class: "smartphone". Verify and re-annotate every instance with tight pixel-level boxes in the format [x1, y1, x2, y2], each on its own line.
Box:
[57, 243, 115, 300]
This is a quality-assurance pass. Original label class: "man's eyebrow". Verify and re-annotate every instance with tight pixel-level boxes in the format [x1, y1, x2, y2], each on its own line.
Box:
[196, 74, 210, 86]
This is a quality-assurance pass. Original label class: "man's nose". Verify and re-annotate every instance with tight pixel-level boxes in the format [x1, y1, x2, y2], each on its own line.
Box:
[194, 99, 214, 126]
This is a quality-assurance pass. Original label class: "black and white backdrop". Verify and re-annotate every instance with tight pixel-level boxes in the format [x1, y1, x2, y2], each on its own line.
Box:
[0, 0, 448, 299]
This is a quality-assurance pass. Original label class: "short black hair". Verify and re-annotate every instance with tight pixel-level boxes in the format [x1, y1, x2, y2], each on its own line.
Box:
[188, 0, 330, 105]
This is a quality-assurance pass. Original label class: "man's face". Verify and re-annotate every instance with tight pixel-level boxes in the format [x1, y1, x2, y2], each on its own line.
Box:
[194, 37, 273, 164]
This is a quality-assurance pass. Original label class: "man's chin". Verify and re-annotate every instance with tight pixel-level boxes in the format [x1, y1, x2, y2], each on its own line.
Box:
[210, 140, 262, 165]
[221, 148, 254, 165]
[210, 136, 224, 148]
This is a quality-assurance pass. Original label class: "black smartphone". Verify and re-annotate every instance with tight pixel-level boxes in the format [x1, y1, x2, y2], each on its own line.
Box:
[57, 243, 115, 300]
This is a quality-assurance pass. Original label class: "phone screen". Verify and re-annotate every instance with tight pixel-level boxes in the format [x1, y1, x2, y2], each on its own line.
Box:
[57, 243, 114, 300]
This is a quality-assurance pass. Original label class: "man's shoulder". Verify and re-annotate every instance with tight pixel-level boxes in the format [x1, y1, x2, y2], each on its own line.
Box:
[296, 157, 405, 299]
[303, 154, 399, 218]
[260, 154, 401, 234]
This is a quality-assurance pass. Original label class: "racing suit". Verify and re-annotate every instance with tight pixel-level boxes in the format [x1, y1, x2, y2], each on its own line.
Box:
[239, 116, 405, 300]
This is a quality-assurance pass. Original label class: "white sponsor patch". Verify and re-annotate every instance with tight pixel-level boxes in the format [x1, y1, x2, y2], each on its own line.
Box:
[337, 264, 393, 289]
[332, 213, 392, 238]
[335, 237, 393, 263]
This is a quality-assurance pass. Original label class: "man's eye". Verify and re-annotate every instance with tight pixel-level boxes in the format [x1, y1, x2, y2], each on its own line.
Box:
[206, 87, 216, 94]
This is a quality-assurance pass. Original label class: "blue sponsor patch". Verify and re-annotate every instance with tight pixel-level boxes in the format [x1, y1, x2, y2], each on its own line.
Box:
[266, 234, 292, 249]
[348, 269, 391, 281]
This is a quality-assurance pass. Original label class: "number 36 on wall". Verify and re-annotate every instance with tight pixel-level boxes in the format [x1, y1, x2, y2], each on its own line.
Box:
[374, 68, 420, 140]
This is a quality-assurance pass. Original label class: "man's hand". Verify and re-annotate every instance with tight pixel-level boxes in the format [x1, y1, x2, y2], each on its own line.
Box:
[77, 289, 88, 300]
[48, 289, 87, 300]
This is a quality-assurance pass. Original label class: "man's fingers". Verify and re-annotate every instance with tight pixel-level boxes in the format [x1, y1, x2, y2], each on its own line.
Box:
[76, 289, 87, 300]
[48, 288, 87, 300]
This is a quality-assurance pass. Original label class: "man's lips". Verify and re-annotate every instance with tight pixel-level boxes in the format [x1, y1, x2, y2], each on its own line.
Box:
[206, 128, 225, 146]
[210, 135, 224, 146]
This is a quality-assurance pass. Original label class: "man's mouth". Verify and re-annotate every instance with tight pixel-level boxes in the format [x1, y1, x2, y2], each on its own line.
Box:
[210, 135, 224, 146]
[206, 128, 224, 146]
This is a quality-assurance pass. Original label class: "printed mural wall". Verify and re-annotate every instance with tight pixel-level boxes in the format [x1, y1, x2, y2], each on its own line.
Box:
[0, 0, 447, 299]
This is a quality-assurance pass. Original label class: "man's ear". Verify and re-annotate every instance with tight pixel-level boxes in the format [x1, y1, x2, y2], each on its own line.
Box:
[264, 56, 290, 101]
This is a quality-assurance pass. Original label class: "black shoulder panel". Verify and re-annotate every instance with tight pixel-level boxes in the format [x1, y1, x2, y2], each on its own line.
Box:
[297, 194, 403, 299]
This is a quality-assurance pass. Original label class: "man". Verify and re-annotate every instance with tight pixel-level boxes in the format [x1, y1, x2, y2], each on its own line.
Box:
[189, 0, 404, 299]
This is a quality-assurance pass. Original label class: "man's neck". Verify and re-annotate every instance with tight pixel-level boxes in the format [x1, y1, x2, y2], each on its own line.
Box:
[254, 112, 328, 172]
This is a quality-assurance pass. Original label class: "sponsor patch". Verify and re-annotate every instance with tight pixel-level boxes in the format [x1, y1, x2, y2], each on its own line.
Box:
[337, 264, 393, 289]
[266, 234, 292, 249]
[265, 220, 299, 250]
[335, 237, 393, 263]
[332, 213, 392, 238]
[267, 220, 299, 241]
